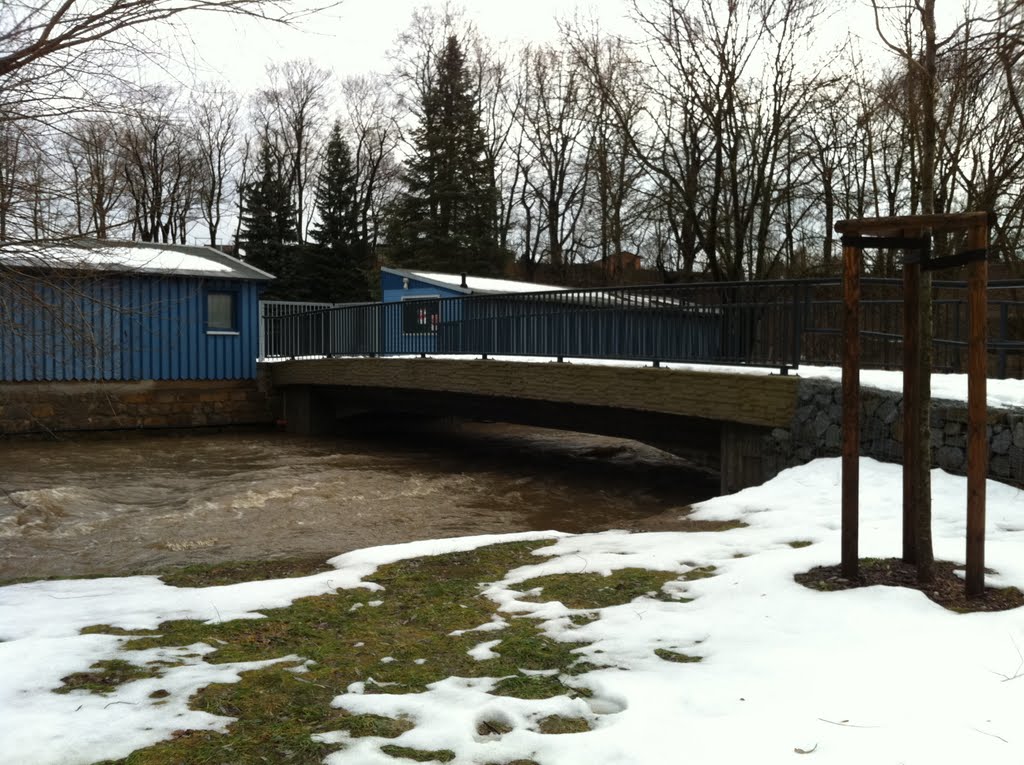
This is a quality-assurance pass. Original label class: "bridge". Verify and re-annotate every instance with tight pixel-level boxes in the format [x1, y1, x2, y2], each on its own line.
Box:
[260, 277, 1024, 492]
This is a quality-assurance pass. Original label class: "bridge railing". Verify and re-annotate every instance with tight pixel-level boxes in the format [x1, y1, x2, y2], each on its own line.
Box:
[259, 278, 1024, 377]
[261, 280, 808, 372]
[799, 278, 1024, 378]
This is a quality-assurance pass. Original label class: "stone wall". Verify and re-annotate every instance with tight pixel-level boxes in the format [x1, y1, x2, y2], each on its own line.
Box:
[767, 379, 1024, 485]
[0, 380, 274, 436]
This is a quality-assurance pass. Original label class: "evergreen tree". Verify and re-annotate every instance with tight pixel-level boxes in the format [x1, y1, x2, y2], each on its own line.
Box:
[304, 123, 373, 302]
[388, 35, 502, 276]
[238, 141, 297, 297]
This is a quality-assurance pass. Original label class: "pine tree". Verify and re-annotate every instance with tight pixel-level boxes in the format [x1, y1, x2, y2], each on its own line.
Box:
[388, 35, 502, 276]
[304, 123, 372, 302]
[238, 141, 297, 297]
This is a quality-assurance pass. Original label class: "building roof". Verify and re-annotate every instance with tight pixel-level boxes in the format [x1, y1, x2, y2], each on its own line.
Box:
[383, 266, 565, 295]
[0, 239, 274, 281]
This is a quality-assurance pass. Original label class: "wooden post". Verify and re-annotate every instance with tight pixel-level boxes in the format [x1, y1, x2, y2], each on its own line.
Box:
[902, 237, 920, 564]
[965, 222, 988, 597]
[842, 242, 861, 579]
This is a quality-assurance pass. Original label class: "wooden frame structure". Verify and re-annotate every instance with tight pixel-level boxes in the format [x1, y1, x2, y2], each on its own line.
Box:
[833, 212, 991, 597]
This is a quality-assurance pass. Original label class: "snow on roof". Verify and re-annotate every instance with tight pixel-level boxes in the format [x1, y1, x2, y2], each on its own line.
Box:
[0, 240, 274, 281]
[385, 267, 566, 294]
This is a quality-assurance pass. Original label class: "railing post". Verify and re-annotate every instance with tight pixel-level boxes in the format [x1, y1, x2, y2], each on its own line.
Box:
[998, 302, 1008, 379]
[258, 302, 266, 362]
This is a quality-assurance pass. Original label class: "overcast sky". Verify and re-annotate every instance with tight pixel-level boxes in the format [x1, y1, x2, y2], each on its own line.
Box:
[175, 0, 615, 91]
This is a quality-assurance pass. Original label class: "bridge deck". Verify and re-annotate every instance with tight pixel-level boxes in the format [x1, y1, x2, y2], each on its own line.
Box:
[266, 357, 799, 429]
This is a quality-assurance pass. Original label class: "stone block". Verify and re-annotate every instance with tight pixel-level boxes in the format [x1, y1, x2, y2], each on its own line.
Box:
[936, 445, 965, 472]
[990, 455, 1010, 477]
[992, 429, 1013, 455]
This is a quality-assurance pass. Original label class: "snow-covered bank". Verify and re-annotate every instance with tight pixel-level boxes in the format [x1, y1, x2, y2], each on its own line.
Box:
[2, 461, 1023, 764]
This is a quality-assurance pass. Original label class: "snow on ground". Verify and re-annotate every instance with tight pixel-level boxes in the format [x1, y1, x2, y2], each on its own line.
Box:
[2, 463, 1024, 764]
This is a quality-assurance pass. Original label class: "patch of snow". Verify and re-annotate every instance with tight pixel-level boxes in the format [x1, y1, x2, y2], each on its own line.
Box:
[409, 270, 566, 294]
[1, 243, 232, 274]
[467, 640, 502, 661]
[7, 474, 1024, 764]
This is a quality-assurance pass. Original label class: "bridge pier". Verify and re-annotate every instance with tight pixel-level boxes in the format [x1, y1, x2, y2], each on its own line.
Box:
[283, 385, 336, 436]
[720, 423, 781, 494]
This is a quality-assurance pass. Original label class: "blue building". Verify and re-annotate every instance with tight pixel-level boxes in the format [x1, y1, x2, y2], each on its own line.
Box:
[377, 267, 722, 363]
[379, 267, 566, 355]
[0, 240, 273, 382]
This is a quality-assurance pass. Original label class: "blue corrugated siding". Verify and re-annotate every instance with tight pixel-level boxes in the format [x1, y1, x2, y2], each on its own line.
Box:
[0, 273, 263, 382]
[380, 273, 464, 354]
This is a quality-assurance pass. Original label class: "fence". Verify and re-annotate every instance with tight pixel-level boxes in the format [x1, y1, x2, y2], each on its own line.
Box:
[260, 279, 1024, 378]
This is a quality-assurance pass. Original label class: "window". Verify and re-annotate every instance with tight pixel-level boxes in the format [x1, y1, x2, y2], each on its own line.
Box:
[207, 291, 238, 333]
[401, 297, 440, 335]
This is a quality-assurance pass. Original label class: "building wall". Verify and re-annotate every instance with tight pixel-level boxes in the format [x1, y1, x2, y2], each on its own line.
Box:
[1, 273, 264, 382]
[380, 271, 465, 303]
[379, 272, 466, 355]
[0, 379, 273, 435]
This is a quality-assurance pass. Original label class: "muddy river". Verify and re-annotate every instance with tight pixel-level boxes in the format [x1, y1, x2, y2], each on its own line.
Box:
[0, 424, 717, 580]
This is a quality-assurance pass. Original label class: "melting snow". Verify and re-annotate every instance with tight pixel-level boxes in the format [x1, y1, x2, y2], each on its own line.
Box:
[2, 467, 1024, 764]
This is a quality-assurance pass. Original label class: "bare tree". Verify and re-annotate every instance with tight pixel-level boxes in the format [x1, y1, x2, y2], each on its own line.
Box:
[337, 74, 403, 255]
[63, 116, 125, 239]
[252, 59, 332, 243]
[0, 1, 333, 79]
[566, 26, 648, 280]
[191, 86, 241, 247]
[515, 43, 589, 274]
[120, 87, 201, 244]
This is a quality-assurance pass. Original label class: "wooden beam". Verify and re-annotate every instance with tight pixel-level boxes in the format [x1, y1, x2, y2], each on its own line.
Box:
[835, 212, 990, 236]
[965, 221, 989, 597]
[842, 243, 860, 579]
[902, 235, 920, 564]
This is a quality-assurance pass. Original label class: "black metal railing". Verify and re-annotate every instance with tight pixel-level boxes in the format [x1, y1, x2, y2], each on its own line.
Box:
[260, 278, 1024, 378]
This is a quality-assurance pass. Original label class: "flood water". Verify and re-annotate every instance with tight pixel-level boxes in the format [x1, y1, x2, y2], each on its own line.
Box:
[0, 424, 718, 581]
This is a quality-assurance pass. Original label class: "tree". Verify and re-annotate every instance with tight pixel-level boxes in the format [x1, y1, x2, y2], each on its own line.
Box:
[515, 43, 589, 276]
[305, 122, 372, 302]
[338, 74, 402, 256]
[388, 35, 501, 275]
[251, 59, 332, 244]
[238, 141, 297, 294]
[63, 116, 124, 239]
[191, 86, 241, 247]
[119, 88, 201, 244]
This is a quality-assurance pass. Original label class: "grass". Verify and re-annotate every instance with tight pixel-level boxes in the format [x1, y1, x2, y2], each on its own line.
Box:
[517, 568, 681, 610]
[42, 538, 728, 764]
[82, 540, 689, 764]
[57, 660, 160, 695]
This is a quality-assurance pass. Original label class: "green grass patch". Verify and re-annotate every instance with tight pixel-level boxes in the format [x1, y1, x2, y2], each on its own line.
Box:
[518, 568, 679, 610]
[682, 565, 717, 581]
[57, 660, 160, 695]
[159, 556, 334, 588]
[339, 712, 415, 739]
[655, 648, 702, 663]
[536, 715, 592, 734]
[380, 744, 456, 762]
[78, 540, 715, 764]
[787, 541, 813, 549]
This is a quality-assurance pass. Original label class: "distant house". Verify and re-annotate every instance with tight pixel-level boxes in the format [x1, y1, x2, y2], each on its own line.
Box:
[376, 266, 720, 362]
[378, 267, 565, 354]
[0, 239, 273, 382]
